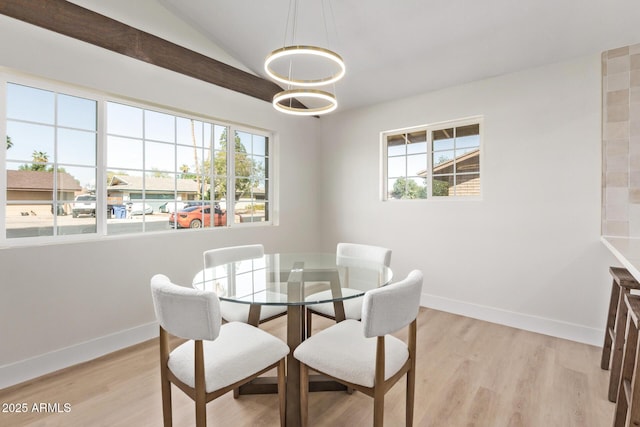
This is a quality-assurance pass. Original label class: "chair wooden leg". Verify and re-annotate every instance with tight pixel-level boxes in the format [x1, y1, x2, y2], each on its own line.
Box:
[406, 370, 415, 426]
[159, 328, 173, 427]
[602, 279, 620, 369]
[300, 362, 309, 427]
[373, 336, 385, 427]
[615, 316, 635, 426]
[195, 400, 206, 427]
[278, 359, 286, 427]
[627, 303, 640, 426]
[631, 346, 640, 427]
[160, 376, 173, 427]
[610, 288, 631, 402]
[614, 295, 640, 427]
[407, 320, 417, 427]
[194, 341, 206, 427]
[306, 309, 313, 338]
[373, 390, 384, 427]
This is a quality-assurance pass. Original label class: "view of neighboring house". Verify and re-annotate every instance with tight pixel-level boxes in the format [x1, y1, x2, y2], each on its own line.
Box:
[6, 170, 82, 216]
[419, 149, 480, 196]
[107, 175, 202, 207]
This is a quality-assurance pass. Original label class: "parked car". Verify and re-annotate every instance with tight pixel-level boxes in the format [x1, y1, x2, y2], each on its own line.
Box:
[169, 204, 226, 228]
[125, 202, 153, 215]
[158, 201, 187, 213]
[72, 194, 96, 218]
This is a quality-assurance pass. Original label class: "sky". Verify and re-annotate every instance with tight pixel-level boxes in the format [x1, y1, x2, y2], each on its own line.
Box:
[6, 83, 267, 194]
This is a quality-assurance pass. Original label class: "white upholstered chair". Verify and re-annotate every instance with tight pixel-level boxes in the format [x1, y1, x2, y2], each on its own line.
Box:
[203, 244, 287, 325]
[150, 274, 289, 427]
[306, 242, 392, 336]
[294, 270, 423, 427]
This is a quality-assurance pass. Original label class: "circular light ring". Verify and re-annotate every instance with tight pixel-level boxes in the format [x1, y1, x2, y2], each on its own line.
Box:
[272, 89, 338, 116]
[265, 45, 345, 87]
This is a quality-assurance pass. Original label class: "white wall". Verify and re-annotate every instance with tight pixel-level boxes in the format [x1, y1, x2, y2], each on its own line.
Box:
[0, 10, 322, 388]
[0, 1, 622, 389]
[318, 54, 619, 345]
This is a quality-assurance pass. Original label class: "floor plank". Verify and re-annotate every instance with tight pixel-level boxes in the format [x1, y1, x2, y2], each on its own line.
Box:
[0, 308, 614, 426]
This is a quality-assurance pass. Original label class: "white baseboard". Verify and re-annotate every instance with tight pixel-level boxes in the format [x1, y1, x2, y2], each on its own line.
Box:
[0, 321, 158, 390]
[420, 293, 604, 347]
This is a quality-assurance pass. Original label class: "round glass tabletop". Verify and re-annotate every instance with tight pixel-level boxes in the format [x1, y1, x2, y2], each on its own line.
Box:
[192, 252, 393, 306]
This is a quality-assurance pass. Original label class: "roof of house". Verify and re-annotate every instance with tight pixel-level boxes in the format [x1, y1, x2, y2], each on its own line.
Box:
[418, 149, 480, 176]
[7, 170, 82, 192]
[108, 175, 204, 193]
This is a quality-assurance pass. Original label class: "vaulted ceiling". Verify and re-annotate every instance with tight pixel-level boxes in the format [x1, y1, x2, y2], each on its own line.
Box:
[159, 0, 640, 111]
[4, 1, 640, 113]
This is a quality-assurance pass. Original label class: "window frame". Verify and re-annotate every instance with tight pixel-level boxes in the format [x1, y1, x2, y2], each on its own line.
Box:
[381, 116, 483, 201]
[225, 125, 272, 225]
[1, 71, 276, 247]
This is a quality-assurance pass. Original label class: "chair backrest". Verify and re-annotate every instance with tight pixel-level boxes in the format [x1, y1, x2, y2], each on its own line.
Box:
[361, 270, 423, 338]
[336, 243, 392, 290]
[203, 244, 264, 268]
[336, 242, 392, 267]
[150, 274, 222, 341]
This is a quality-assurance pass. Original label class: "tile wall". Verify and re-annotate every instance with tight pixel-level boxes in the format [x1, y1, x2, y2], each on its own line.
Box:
[602, 43, 640, 237]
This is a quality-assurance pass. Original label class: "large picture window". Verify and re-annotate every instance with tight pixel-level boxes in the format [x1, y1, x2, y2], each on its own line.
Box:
[383, 117, 482, 200]
[2, 76, 273, 244]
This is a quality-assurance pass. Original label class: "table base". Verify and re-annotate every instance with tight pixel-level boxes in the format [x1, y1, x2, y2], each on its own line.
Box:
[238, 374, 347, 395]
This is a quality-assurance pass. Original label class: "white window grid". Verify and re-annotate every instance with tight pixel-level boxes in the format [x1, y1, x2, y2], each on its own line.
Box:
[0, 71, 275, 246]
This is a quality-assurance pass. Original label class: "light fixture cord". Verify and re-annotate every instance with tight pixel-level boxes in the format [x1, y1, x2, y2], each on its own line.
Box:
[291, 0, 299, 46]
[283, 0, 294, 47]
[323, 0, 339, 98]
[285, 0, 299, 93]
[321, 0, 330, 49]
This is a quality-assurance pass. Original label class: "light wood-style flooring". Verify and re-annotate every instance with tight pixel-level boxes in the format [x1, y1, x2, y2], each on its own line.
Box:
[0, 308, 614, 426]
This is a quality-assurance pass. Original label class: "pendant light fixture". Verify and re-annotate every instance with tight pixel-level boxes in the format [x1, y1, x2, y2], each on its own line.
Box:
[265, 0, 344, 116]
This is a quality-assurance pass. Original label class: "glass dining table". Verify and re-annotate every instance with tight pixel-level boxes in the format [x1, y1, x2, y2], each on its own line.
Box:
[192, 252, 393, 426]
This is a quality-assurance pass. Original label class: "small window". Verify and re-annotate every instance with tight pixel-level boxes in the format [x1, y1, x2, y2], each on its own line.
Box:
[382, 118, 482, 200]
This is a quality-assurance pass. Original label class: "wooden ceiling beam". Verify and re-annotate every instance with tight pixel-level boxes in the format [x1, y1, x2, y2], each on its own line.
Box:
[0, 0, 307, 109]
